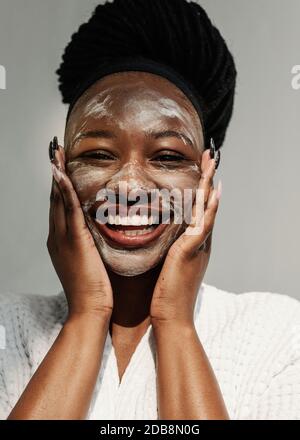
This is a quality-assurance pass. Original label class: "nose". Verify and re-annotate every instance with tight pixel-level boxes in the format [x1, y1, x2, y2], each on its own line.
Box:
[105, 160, 159, 206]
[106, 160, 157, 192]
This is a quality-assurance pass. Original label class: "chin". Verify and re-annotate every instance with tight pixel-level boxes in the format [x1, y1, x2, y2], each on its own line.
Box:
[105, 263, 156, 277]
[84, 211, 184, 277]
[96, 239, 168, 277]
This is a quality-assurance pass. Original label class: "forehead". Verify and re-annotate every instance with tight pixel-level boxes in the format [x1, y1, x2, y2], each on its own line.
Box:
[65, 71, 203, 144]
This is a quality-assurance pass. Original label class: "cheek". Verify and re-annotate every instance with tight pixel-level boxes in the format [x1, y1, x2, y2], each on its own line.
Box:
[66, 162, 113, 205]
[148, 164, 201, 190]
[148, 165, 201, 220]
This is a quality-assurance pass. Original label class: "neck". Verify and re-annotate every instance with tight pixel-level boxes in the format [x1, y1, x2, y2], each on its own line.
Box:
[106, 262, 163, 332]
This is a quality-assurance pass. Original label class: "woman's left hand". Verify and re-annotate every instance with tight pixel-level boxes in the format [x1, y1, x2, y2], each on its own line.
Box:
[150, 148, 221, 329]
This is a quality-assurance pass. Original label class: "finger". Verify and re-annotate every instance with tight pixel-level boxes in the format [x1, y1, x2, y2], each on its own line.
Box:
[52, 174, 67, 238]
[48, 140, 66, 247]
[201, 186, 220, 242]
[187, 148, 217, 227]
[49, 177, 56, 236]
[205, 182, 214, 210]
[201, 147, 213, 170]
[200, 185, 220, 251]
[203, 185, 219, 226]
[54, 145, 66, 172]
[180, 187, 219, 256]
[201, 228, 213, 253]
[51, 161, 87, 236]
[188, 165, 215, 232]
[199, 148, 216, 207]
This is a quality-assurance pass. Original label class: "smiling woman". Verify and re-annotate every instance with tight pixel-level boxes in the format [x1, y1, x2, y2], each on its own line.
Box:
[63, 71, 205, 276]
[1, 0, 300, 422]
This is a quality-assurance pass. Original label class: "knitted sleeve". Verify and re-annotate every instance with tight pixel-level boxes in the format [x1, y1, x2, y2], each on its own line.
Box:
[243, 323, 300, 420]
[252, 358, 300, 419]
[235, 292, 300, 420]
[0, 291, 66, 419]
[0, 292, 33, 419]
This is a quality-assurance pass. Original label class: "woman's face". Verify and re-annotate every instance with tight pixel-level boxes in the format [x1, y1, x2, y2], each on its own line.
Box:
[64, 71, 205, 276]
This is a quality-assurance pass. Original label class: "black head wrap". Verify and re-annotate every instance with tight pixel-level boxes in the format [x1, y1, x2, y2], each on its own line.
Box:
[56, 0, 237, 150]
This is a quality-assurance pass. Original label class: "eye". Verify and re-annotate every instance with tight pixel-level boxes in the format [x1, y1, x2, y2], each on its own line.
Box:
[79, 150, 116, 160]
[152, 151, 186, 162]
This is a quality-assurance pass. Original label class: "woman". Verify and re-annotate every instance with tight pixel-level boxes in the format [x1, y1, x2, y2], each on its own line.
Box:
[1, 0, 300, 420]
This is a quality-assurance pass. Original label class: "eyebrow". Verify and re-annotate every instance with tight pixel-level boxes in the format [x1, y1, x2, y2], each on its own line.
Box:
[145, 129, 195, 150]
[72, 128, 195, 150]
[73, 129, 117, 146]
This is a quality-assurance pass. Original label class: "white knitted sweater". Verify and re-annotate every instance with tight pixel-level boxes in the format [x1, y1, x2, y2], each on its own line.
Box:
[0, 282, 300, 420]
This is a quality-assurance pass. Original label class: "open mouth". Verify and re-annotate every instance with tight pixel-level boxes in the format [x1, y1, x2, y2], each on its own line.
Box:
[89, 204, 173, 248]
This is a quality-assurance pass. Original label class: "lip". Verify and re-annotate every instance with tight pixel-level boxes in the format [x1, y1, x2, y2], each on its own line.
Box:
[93, 218, 170, 248]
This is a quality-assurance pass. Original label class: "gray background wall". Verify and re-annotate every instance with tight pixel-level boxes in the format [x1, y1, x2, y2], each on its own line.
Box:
[0, 0, 299, 298]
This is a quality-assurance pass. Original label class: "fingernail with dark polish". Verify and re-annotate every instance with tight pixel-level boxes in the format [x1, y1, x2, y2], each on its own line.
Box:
[49, 140, 54, 161]
[53, 136, 58, 150]
[215, 150, 221, 170]
[49, 136, 59, 162]
[210, 137, 215, 159]
[51, 163, 63, 183]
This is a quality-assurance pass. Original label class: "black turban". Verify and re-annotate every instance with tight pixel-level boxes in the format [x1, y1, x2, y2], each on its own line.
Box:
[56, 0, 237, 150]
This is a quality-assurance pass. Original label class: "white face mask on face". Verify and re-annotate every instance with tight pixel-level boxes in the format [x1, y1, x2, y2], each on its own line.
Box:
[64, 73, 204, 276]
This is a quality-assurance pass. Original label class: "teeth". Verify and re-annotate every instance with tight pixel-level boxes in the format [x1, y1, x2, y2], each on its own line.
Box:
[131, 215, 142, 226]
[120, 216, 128, 225]
[123, 227, 155, 236]
[106, 214, 159, 226]
[141, 215, 148, 225]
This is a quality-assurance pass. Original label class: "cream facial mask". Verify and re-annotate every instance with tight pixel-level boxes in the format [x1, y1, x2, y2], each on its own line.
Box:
[64, 72, 204, 276]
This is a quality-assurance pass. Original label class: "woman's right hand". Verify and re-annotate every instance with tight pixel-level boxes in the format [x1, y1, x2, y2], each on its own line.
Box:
[47, 143, 113, 321]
